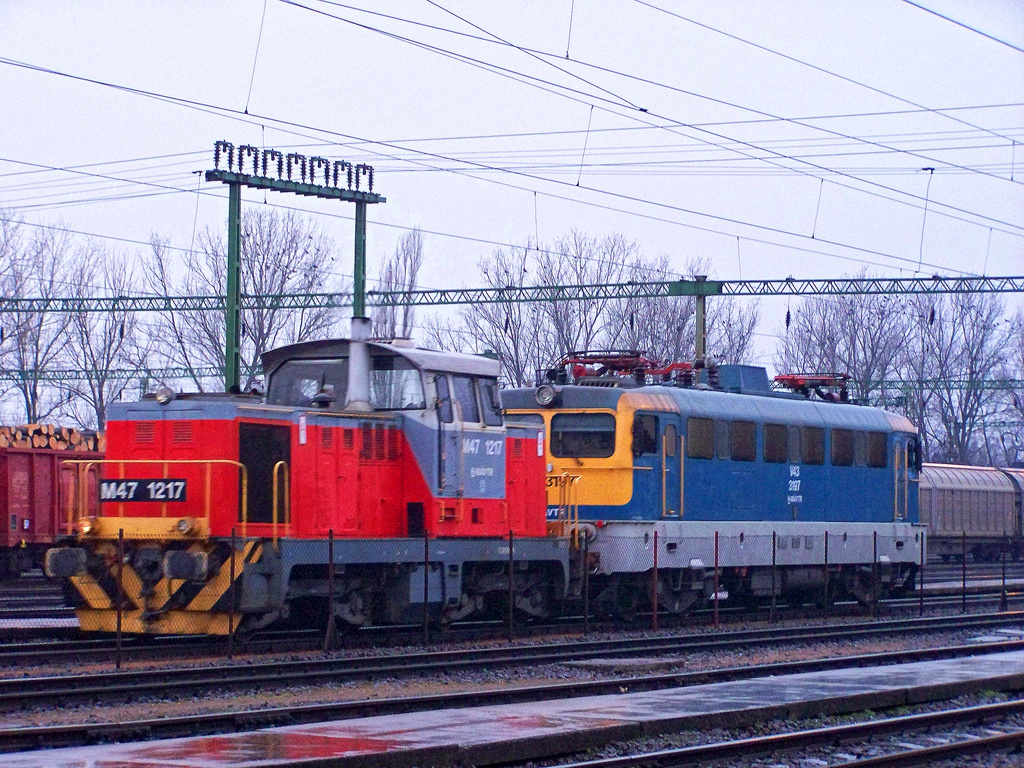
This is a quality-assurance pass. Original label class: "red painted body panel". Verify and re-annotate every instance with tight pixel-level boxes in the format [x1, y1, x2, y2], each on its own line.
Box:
[102, 414, 548, 540]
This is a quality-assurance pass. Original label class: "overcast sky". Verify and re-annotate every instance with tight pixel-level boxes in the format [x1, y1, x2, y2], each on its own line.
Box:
[1, 1, 1022, 365]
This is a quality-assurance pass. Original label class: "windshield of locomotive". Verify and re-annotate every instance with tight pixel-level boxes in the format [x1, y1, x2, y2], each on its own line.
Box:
[370, 356, 426, 410]
[267, 358, 348, 407]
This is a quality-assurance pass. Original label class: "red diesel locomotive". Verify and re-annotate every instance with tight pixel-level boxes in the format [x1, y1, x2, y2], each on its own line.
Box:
[47, 336, 569, 635]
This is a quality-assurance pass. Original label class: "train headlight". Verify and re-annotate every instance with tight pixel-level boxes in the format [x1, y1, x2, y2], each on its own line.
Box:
[78, 517, 96, 536]
[176, 517, 195, 535]
[535, 384, 558, 407]
[155, 387, 174, 405]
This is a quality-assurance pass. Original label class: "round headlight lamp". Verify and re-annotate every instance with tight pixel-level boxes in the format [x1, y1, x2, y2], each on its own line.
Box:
[78, 516, 96, 536]
[176, 517, 195, 535]
[535, 384, 557, 407]
[155, 387, 174, 405]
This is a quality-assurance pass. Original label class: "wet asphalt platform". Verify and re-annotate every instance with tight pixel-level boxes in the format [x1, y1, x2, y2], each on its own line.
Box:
[9, 649, 1024, 767]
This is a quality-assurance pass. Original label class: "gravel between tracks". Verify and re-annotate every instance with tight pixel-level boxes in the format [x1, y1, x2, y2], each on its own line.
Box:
[0, 626, 1013, 729]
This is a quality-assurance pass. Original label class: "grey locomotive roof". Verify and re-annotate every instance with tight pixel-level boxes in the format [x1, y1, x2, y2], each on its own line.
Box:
[637, 385, 915, 432]
[261, 339, 500, 378]
[503, 381, 917, 435]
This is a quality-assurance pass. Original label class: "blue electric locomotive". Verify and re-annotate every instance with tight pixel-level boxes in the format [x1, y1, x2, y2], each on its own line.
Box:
[504, 359, 923, 615]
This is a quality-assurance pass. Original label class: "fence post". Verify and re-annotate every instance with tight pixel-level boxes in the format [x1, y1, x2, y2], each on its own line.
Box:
[324, 529, 336, 651]
[713, 531, 719, 630]
[823, 530, 829, 616]
[770, 531, 777, 624]
[582, 535, 590, 636]
[116, 528, 124, 671]
[228, 527, 236, 660]
[652, 530, 659, 632]
[1002, 532, 1008, 612]
[507, 529, 515, 644]
[423, 531, 430, 646]
[961, 530, 967, 614]
[919, 531, 925, 617]
[871, 530, 878, 618]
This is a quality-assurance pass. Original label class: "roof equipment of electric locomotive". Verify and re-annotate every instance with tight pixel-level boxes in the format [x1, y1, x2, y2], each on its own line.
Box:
[540, 350, 698, 388]
[773, 373, 851, 403]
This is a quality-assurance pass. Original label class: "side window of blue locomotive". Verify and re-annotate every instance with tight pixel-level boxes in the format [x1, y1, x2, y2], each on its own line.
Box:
[867, 431, 888, 468]
[730, 420, 756, 461]
[802, 426, 824, 465]
[714, 420, 730, 460]
[788, 426, 801, 464]
[831, 429, 853, 466]
[686, 418, 714, 459]
[452, 375, 480, 423]
[631, 414, 658, 456]
[854, 431, 867, 466]
[478, 379, 503, 426]
[433, 374, 454, 423]
[764, 423, 787, 463]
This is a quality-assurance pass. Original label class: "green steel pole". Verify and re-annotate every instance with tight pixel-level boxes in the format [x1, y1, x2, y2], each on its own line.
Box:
[225, 183, 242, 392]
[353, 200, 367, 319]
[694, 275, 707, 361]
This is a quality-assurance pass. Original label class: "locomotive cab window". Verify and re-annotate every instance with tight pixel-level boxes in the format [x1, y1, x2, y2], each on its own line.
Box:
[686, 417, 714, 459]
[831, 429, 853, 466]
[632, 414, 657, 456]
[802, 426, 824, 465]
[867, 431, 888, 468]
[478, 378, 503, 427]
[370, 357, 426, 411]
[433, 373, 454, 423]
[452, 375, 480, 423]
[730, 420, 756, 462]
[267, 358, 348, 408]
[908, 436, 922, 472]
[552, 413, 615, 459]
[763, 423, 787, 463]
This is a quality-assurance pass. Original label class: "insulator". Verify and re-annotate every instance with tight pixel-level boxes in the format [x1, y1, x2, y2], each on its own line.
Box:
[119, 322, 124, 340]
[366, 166, 374, 192]
[785, 309, 791, 329]
[928, 307, 935, 325]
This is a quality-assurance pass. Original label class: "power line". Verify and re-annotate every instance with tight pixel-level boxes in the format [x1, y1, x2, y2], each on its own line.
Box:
[900, 1, 1024, 55]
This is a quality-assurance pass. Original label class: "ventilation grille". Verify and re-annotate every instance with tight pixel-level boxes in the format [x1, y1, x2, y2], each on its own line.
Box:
[360, 423, 372, 460]
[134, 422, 155, 444]
[386, 428, 399, 460]
[171, 422, 193, 444]
[343, 429, 354, 449]
[512, 439, 522, 458]
[322, 429, 333, 449]
[374, 426, 385, 460]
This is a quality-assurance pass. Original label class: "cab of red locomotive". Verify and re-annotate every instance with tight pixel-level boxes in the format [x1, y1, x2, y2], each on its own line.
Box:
[47, 338, 566, 635]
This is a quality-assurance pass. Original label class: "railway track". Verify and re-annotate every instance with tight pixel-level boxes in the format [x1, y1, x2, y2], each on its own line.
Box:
[3, 636, 1023, 754]
[0, 612, 1022, 712]
[549, 698, 1024, 767]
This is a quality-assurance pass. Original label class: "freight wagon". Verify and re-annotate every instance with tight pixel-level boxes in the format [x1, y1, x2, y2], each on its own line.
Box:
[0, 447, 101, 579]
[919, 463, 1024, 562]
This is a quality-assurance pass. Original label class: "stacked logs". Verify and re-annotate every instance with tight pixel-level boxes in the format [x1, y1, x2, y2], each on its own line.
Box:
[0, 424, 104, 452]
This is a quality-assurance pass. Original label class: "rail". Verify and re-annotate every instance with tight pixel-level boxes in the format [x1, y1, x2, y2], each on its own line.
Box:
[62, 459, 249, 539]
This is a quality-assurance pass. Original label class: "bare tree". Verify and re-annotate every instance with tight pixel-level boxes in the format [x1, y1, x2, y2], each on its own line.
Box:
[372, 227, 423, 339]
[604, 255, 695, 362]
[777, 275, 909, 400]
[921, 292, 1012, 464]
[1, 226, 75, 423]
[144, 208, 345, 391]
[707, 297, 760, 364]
[535, 231, 630, 358]
[62, 246, 143, 429]
[423, 243, 548, 386]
